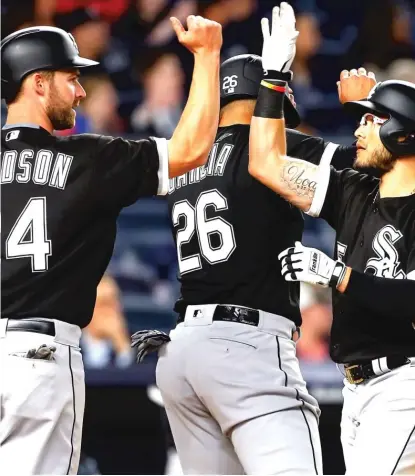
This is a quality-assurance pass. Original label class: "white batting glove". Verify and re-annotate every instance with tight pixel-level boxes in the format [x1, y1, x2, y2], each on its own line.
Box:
[261, 2, 299, 73]
[278, 241, 347, 288]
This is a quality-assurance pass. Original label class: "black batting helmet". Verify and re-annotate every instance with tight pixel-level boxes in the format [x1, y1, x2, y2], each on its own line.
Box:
[220, 54, 301, 128]
[1, 26, 99, 102]
[344, 80, 415, 157]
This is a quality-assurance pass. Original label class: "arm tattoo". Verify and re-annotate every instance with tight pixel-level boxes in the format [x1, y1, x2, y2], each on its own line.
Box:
[281, 160, 317, 199]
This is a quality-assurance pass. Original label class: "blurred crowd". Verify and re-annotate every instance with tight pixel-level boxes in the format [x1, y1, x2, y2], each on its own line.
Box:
[2, 0, 415, 370]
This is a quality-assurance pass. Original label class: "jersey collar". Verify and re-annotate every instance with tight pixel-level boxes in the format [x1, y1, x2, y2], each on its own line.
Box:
[2, 123, 40, 130]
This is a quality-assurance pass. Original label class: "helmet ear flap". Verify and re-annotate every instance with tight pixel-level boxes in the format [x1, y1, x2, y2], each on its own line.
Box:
[1, 78, 19, 104]
[380, 116, 415, 156]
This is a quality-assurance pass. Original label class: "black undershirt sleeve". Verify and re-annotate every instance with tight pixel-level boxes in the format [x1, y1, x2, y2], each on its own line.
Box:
[345, 270, 415, 327]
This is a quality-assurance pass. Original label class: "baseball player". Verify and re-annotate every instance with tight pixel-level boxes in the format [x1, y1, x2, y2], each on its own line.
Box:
[0, 18, 222, 475]
[139, 13, 376, 476]
[249, 4, 415, 474]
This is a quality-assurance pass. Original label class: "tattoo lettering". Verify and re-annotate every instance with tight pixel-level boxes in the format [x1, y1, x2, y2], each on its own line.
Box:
[281, 162, 317, 199]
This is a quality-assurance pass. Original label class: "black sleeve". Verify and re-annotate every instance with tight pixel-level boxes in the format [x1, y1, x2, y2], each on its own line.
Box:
[330, 144, 357, 170]
[308, 166, 377, 230]
[94, 135, 169, 209]
[407, 241, 415, 280]
[345, 270, 415, 327]
[285, 128, 356, 169]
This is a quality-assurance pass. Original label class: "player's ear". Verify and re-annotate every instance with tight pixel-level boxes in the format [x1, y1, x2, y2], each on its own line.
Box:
[32, 72, 48, 97]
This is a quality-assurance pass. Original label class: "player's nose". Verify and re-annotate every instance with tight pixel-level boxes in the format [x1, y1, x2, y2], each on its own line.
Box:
[76, 82, 87, 99]
[354, 124, 365, 140]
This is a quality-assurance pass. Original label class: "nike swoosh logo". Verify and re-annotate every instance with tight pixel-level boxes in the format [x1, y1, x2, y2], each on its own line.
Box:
[216, 133, 233, 142]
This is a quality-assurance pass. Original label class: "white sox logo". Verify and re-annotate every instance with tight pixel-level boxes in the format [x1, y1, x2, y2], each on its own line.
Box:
[365, 225, 406, 279]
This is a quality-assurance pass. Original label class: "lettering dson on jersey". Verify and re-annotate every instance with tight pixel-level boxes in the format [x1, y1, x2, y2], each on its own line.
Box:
[0, 149, 73, 189]
[168, 142, 234, 194]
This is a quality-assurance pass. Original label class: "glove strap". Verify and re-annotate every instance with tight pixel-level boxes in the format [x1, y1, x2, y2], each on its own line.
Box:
[330, 261, 347, 289]
[254, 79, 286, 119]
[263, 69, 293, 82]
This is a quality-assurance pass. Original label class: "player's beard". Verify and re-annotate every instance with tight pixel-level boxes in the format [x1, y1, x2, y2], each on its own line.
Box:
[46, 81, 76, 131]
[355, 144, 396, 172]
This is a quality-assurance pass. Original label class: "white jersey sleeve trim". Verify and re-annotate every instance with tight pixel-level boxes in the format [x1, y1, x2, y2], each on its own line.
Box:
[320, 142, 339, 166]
[305, 163, 331, 217]
[407, 270, 415, 280]
[152, 137, 169, 196]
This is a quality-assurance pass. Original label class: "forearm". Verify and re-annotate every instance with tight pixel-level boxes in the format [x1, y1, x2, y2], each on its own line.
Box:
[35, 0, 56, 24]
[248, 75, 326, 212]
[248, 115, 286, 189]
[249, 116, 322, 212]
[168, 51, 220, 177]
[339, 268, 415, 325]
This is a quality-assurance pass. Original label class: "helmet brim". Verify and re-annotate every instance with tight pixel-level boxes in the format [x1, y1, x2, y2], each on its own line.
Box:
[71, 56, 99, 68]
[343, 100, 389, 118]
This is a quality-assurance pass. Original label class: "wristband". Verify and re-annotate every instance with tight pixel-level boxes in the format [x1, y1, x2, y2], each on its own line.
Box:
[263, 70, 293, 82]
[330, 261, 347, 289]
[261, 80, 286, 93]
[254, 79, 286, 119]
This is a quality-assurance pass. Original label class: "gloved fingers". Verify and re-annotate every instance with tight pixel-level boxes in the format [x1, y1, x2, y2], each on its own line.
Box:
[283, 271, 299, 282]
[131, 330, 171, 363]
[280, 2, 296, 27]
[25, 344, 56, 360]
[281, 262, 302, 279]
[278, 246, 296, 261]
[271, 5, 281, 35]
[261, 17, 270, 39]
[131, 330, 170, 348]
[279, 253, 303, 269]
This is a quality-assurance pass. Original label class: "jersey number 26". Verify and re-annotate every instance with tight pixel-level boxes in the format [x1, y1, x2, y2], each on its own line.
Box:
[172, 189, 236, 275]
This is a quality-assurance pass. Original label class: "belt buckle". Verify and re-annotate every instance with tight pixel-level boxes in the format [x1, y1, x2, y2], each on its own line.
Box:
[345, 364, 365, 385]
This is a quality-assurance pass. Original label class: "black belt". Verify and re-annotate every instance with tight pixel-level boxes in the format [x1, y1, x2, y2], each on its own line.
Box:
[6, 319, 55, 337]
[177, 305, 260, 327]
[344, 355, 410, 385]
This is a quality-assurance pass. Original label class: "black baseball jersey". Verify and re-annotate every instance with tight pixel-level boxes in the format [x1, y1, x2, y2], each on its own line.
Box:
[316, 168, 415, 362]
[1, 125, 168, 328]
[168, 124, 355, 325]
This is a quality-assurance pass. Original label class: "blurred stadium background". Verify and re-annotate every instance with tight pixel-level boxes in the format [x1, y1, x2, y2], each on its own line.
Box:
[2, 0, 415, 473]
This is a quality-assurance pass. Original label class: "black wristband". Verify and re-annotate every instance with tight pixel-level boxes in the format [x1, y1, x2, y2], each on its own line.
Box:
[253, 79, 286, 119]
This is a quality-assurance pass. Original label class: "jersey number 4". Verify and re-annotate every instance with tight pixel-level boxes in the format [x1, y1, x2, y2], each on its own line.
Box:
[6, 197, 52, 272]
[172, 189, 236, 275]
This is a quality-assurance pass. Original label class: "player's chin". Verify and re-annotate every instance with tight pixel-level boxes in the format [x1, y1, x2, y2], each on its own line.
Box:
[53, 112, 76, 131]
[54, 121, 75, 131]
[354, 150, 370, 168]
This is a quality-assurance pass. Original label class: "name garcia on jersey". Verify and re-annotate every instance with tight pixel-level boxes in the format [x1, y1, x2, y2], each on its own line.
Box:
[1, 149, 73, 190]
[169, 142, 234, 194]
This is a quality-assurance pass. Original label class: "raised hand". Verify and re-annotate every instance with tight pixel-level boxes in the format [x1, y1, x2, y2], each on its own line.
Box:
[170, 15, 222, 55]
[261, 2, 299, 73]
[337, 67, 377, 104]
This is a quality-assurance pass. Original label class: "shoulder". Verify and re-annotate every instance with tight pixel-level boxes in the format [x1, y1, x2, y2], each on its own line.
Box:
[334, 167, 379, 189]
[55, 133, 102, 152]
[47, 134, 104, 165]
[67, 134, 160, 160]
[286, 128, 323, 145]
[56, 133, 102, 144]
